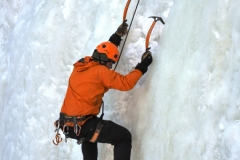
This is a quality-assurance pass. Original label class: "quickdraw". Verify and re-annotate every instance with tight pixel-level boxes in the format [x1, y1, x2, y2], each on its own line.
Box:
[52, 133, 62, 145]
[52, 120, 63, 146]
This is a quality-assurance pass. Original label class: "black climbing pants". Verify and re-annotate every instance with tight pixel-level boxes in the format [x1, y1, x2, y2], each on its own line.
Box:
[65, 116, 132, 160]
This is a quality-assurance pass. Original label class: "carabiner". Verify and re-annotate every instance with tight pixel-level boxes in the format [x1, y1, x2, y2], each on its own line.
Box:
[74, 124, 81, 136]
[54, 120, 60, 132]
[52, 133, 62, 145]
[62, 125, 69, 135]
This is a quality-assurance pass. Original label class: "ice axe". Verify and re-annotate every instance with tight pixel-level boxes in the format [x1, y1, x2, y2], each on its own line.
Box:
[123, 0, 131, 21]
[114, 0, 140, 70]
[145, 16, 165, 52]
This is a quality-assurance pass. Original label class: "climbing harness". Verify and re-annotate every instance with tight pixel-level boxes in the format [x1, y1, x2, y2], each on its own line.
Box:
[52, 113, 92, 145]
[52, 102, 105, 145]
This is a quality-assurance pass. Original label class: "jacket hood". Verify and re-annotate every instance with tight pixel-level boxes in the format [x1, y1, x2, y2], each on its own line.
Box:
[73, 56, 100, 72]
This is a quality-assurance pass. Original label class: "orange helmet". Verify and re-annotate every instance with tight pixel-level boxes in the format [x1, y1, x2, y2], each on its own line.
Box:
[92, 41, 119, 63]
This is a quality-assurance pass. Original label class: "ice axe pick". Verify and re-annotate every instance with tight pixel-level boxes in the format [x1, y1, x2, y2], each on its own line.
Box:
[145, 16, 165, 52]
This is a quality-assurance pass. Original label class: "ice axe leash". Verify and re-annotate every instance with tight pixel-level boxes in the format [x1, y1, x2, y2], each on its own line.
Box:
[145, 16, 165, 52]
[114, 0, 140, 70]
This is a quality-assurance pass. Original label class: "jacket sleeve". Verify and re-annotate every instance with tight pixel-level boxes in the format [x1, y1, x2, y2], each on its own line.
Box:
[109, 33, 122, 46]
[99, 66, 143, 91]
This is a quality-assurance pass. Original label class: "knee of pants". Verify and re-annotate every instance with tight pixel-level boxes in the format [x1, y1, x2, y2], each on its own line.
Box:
[126, 129, 132, 141]
[121, 128, 132, 143]
[82, 141, 98, 160]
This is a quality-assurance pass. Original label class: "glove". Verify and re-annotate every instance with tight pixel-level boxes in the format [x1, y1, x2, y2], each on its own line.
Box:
[135, 51, 153, 74]
[116, 20, 128, 37]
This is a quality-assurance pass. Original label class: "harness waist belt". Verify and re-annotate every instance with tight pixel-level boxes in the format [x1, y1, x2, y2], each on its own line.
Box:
[60, 113, 92, 122]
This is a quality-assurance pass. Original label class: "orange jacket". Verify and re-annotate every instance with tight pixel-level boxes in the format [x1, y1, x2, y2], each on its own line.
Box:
[61, 56, 142, 116]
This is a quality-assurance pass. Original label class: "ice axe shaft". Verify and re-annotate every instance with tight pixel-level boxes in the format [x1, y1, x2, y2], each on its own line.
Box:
[145, 16, 165, 51]
[123, 0, 131, 21]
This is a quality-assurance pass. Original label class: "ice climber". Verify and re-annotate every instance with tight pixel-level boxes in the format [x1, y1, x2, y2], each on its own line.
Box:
[54, 21, 153, 160]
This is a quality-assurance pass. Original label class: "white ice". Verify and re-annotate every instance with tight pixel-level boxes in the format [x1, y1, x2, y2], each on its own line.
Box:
[1, 0, 240, 160]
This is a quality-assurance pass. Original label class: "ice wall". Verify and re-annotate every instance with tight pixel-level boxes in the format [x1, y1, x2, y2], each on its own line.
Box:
[128, 0, 240, 159]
